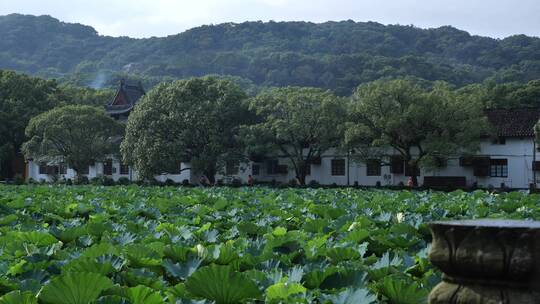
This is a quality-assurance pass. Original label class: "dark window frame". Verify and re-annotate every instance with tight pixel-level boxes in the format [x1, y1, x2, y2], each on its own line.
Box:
[331, 159, 346, 176]
[103, 159, 113, 176]
[252, 164, 260, 176]
[490, 159, 508, 177]
[120, 163, 129, 175]
[366, 159, 381, 176]
[491, 136, 506, 145]
[266, 160, 279, 175]
[225, 160, 240, 175]
[59, 163, 67, 175]
[79, 165, 90, 175]
[39, 162, 48, 175]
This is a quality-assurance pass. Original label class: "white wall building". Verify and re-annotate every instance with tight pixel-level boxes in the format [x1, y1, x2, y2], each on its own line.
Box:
[25, 81, 540, 189]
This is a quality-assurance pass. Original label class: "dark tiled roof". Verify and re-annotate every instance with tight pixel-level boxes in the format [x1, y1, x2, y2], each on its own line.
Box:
[106, 79, 145, 115]
[485, 108, 540, 137]
[123, 82, 145, 105]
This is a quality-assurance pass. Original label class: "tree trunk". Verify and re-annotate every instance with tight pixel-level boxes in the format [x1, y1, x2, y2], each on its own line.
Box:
[72, 168, 80, 184]
[295, 162, 307, 186]
[411, 174, 418, 187]
[204, 168, 216, 185]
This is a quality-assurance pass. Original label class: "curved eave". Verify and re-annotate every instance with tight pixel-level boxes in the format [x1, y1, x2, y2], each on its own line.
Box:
[106, 106, 133, 115]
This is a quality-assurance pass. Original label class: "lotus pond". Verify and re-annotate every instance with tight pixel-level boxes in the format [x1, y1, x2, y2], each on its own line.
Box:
[0, 185, 538, 303]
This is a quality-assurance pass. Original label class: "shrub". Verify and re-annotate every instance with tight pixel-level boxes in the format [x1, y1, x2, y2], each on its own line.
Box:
[103, 177, 115, 186]
[65, 179, 73, 186]
[308, 180, 320, 187]
[164, 178, 176, 186]
[14, 174, 25, 185]
[90, 177, 102, 185]
[182, 179, 190, 187]
[231, 178, 243, 187]
[288, 179, 298, 187]
[90, 176, 115, 186]
[75, 176, 89, 185]
[117, 177, 131, 185]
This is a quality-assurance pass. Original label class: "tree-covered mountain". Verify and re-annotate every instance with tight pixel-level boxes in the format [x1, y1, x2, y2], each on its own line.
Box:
[1, 14, 540, 95]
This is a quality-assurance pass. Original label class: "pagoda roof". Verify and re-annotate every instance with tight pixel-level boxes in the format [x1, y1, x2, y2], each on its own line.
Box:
[106, 79, 145, 115]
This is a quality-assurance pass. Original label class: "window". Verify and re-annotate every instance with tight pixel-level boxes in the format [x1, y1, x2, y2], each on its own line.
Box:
[491, 137, 506, 145]
[252, 164, 260, 176]
[46, 165, 59, 175]
[79, 165, 90, 175]
[226, 160, 239, 175]
[103, 160, 113, 176]
[266, 160, 279, 175]
[304, 164, 311, 176]
[39, 162, 48, 175]
[59, 163, 67, 175]
[120, 163, 130, 175]
[366, 159, 381, 176]
[490, 159, 508, 177]
[331, 159, 346, 176]
[390, 156, 404, 174]
[405, 162, 420, 177]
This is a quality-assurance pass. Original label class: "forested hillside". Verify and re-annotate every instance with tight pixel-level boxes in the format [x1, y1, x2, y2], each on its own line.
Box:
[1, 14, 540, 95]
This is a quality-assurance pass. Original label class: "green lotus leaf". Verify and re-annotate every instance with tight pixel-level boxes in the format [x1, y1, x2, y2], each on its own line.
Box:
[302, 219, 330, 233]
[163, 245, 192, 263]
[39, 272, 114, 304]
[185, 265, 261, 304]
[345, 229, 370, 243]
[10, 231, 58, 246]
[81, 243, 120, 259]
[266, 282, 306, 301]
[94, 295, 131, 304]
[51, 226, 87, 243]
[162, 257, 201, 280]
[121, 268, 166, 290]
[378, 276, 428, 304]
[125, 285, 164, 304]
[272, 227, 287, 237]
[63, 258, 116, 275]
[0, 290, 37, 304]
[321, 287, 377, 304]
[0, 214, 18, 226]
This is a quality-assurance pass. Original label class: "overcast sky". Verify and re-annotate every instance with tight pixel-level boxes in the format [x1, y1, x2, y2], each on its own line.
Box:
[1, 0, 539, 38]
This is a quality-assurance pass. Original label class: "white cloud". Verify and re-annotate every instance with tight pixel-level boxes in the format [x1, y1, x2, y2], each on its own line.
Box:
[0, 0, 538, 38]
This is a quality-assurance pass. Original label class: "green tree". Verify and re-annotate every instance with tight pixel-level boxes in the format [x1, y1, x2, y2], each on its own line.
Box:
[0, 70, 60, 178]
[121, 77, 250, 183]
[242, 87, 346, 185]
[345, 78, 488, 186]
[57, 84, 115, 107]
[22, 105, 123, 179]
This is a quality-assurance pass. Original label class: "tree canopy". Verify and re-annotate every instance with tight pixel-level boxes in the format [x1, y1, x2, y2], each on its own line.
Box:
[2, 14, 540, 96]
[345, 78, 489, 185]
[242, 87, 346, 185]
[0, 70, 60, 178]
[121, 76, 250, 182]
[22, 105, 123, 177]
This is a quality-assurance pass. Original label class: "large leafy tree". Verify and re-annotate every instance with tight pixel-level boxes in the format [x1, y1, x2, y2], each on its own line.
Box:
[0, 70, 60, 178]
[121, 76, 250, 182]
[22, 105, 123, 179]
[345, 78, 488, 186]
[242, 87, 346, 185]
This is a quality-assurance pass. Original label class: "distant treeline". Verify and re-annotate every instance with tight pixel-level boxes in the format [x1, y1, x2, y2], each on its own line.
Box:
[1, 14, 540, 95]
